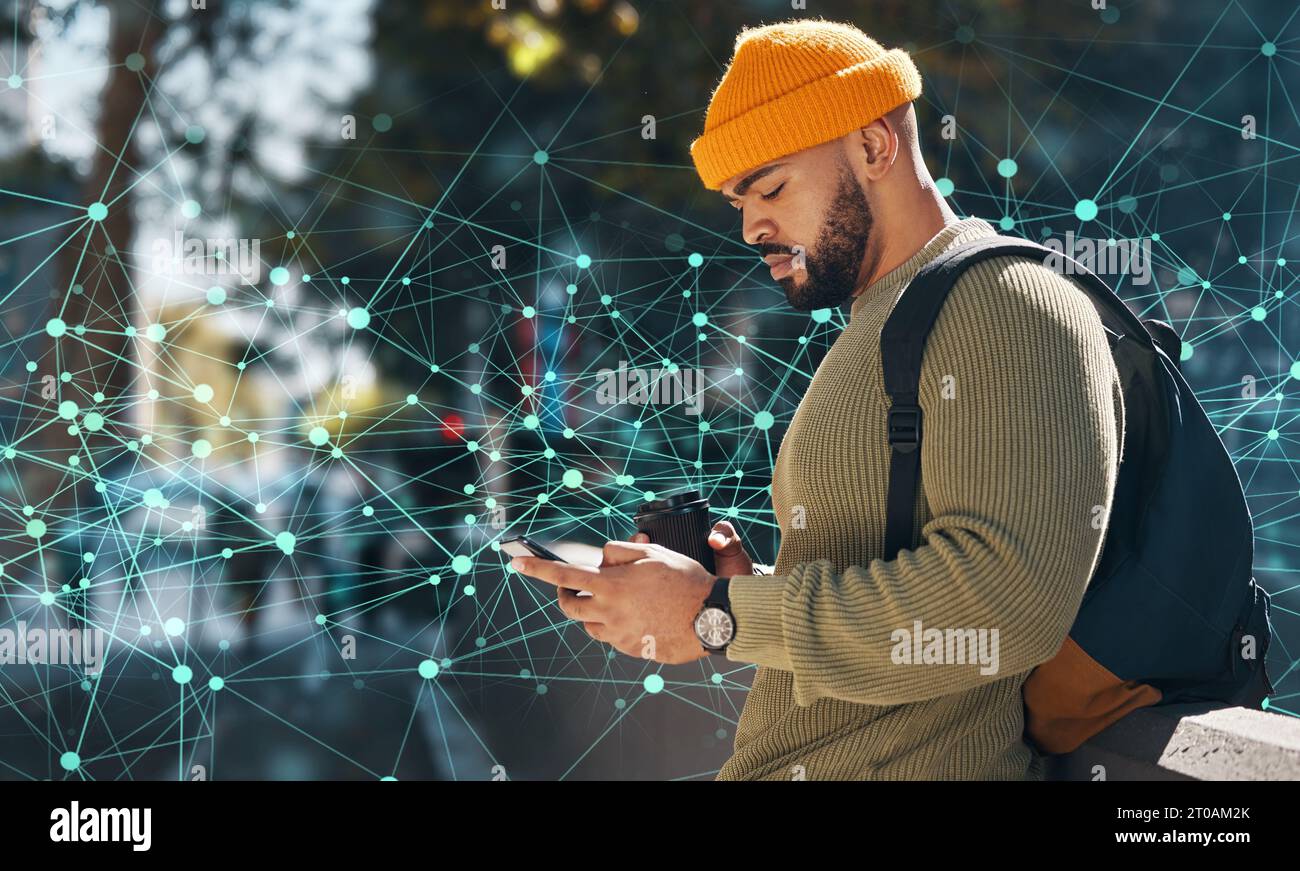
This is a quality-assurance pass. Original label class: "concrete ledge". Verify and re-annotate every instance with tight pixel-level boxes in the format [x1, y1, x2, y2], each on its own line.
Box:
[1046, 704, 1300, 780]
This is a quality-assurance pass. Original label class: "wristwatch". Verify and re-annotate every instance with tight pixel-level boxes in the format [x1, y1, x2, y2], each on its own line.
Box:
[694, 576, 735, 655]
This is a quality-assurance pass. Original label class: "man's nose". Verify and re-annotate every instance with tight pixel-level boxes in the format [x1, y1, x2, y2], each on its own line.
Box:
[742, 211, 776, 246]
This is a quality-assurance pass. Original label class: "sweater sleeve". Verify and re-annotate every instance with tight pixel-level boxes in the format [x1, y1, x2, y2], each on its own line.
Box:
[724, 259, 1124, 707]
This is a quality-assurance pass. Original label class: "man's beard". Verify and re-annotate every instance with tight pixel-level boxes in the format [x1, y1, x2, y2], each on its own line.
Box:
[776, 161, 873, 312]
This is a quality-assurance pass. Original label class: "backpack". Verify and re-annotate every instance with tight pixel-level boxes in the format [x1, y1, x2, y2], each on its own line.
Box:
[880, 234, 1275, 755]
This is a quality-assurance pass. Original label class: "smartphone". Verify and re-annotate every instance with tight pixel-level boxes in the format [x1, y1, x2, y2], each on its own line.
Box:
[501, 536, 586, 595]
[500, 535, 566, 562]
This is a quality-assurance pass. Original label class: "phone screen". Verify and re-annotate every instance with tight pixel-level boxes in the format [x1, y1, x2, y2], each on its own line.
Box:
[501, 537, 587, 595]
[500, 536, 565, 562]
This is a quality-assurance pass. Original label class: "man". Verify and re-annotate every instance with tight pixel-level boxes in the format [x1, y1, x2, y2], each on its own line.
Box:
[512, 19, 1125, 780]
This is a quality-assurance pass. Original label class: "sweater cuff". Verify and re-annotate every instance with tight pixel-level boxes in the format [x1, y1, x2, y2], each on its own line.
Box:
[725, 573, 793, 671]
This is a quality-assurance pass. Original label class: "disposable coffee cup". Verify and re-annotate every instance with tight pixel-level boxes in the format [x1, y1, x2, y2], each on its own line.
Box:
[633, 490, 715, 573]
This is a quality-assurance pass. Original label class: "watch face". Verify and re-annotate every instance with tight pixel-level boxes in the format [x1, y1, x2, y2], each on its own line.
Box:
[695, 606, 734, 649]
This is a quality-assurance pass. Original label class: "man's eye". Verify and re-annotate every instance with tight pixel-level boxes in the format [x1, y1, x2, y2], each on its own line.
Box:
[761, 182, 786, 201]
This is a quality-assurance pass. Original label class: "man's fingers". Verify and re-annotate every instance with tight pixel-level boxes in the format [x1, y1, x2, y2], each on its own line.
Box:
[601, 539, 652, 566]
[511, 557, 603, 592]
[630, 532, 650, 544]
[557, 586, 605, 623]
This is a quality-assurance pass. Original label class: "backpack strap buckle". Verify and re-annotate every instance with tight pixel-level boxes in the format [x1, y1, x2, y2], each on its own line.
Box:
[888, 404, 923, 453]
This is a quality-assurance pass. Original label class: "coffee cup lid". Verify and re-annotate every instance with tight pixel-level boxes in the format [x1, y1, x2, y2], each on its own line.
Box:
[635, 490, 707, 515]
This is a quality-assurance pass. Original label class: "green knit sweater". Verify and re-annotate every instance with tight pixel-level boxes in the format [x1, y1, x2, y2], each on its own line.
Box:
[719, 217, 1125, 781]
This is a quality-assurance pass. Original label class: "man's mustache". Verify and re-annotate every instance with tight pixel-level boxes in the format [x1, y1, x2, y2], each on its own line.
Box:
[757, 243, 796, 258]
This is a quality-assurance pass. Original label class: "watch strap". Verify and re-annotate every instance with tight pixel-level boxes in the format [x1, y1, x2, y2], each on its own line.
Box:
[705, 575, 731, 611]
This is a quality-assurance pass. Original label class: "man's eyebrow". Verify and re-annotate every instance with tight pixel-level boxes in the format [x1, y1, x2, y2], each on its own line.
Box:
[723, 163, 787, 201]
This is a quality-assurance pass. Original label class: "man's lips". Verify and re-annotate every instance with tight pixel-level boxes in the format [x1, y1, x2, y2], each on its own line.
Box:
[763, 253, 794, 280]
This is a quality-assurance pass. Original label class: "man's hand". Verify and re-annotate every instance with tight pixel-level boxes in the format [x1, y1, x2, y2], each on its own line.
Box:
[631, 519, 754, 576]
[511, 541, 716, 665]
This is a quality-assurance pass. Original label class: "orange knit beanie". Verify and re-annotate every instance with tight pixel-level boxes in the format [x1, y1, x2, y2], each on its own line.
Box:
[689, 19, 923, 191]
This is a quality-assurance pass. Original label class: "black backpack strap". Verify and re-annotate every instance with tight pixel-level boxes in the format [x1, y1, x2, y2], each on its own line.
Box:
[880, 234, 1157, 561]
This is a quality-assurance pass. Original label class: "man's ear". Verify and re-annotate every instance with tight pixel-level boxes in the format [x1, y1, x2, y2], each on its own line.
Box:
[855, 117, 898, 181]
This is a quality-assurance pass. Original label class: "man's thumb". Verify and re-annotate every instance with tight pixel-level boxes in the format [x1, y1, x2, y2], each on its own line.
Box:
[708, 521, 742, 553]
[601, 539, 649, 567]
